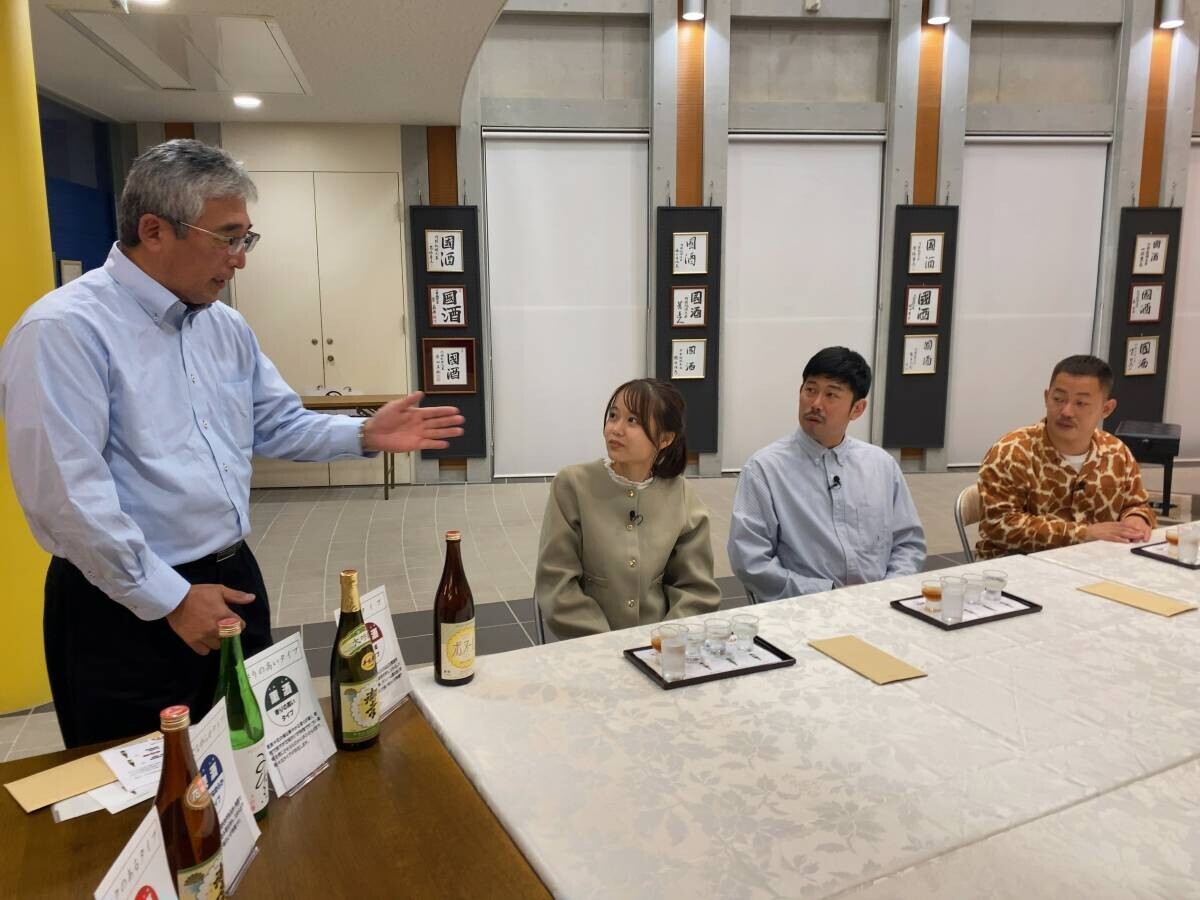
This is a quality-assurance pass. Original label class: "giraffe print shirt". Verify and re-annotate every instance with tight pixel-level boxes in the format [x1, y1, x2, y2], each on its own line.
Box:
[975, 420, 1156, 560]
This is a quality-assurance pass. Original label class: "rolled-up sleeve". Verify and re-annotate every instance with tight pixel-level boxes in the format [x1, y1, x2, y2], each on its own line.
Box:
[885, 460, 926, 577]
[0, 320, 189, 620]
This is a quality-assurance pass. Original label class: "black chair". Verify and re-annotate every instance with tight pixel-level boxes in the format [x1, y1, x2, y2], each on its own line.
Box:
[1114, 420, 1182, 516]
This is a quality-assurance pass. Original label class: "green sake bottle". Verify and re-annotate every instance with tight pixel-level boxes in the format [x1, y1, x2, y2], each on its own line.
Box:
[213, 617, 269, 820]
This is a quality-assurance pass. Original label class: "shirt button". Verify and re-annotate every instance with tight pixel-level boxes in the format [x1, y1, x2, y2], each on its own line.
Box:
[202, 420, 209, 429]
[628, 559, 638, 569]
[223, 464, 229, 472]
[627, 490, 635, 498]
[191, 375, 197, 384]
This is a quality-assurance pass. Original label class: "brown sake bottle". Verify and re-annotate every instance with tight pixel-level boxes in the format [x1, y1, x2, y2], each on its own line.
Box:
[434, 530, 476, 685]
[155, 705, 226, 898]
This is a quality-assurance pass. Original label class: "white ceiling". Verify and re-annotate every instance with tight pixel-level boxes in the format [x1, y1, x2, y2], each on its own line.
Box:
[30, 0, 508, 124]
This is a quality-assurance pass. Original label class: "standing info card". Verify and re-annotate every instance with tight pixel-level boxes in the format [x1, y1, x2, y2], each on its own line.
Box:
[94, 807, 178, 900]
[245, 631, 336, 796]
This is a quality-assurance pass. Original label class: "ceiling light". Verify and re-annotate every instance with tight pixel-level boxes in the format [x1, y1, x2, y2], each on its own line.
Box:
[1160, 0, 1184, 28]
[130, 0, 171, 6]
[681, 0, 705, 21]
[233, 95, 262, 109]
[927, 0, 950, 25]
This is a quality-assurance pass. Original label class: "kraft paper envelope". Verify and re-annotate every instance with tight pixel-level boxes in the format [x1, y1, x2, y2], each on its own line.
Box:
[809, 635, 927, 685]
[5, 732, 157, 814]
[1078, 581, 1196, 617]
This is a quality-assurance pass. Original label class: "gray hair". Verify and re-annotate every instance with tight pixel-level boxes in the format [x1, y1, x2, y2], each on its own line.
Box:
[118, 139, 257, 245]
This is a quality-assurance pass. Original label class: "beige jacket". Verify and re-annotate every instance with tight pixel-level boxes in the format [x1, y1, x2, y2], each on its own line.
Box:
[535, 460, 721, 639]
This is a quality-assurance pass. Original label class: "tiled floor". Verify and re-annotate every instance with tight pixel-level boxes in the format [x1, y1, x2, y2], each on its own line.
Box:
[4, 463, 1194, 762]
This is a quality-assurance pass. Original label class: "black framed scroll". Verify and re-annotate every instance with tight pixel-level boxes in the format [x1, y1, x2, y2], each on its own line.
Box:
[1106, 207, 1182, 432]
[655, 206, 722, 454]
[408, 205, 486, 459]
[882, 205, 960, 449]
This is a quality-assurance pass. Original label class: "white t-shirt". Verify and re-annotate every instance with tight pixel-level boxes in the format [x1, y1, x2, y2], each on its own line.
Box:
[1061, 451, 1088, 472]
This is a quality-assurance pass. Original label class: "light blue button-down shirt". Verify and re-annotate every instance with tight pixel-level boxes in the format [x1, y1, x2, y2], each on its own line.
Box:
[728, 428, 926, 601]
[0, 244, 367, 621]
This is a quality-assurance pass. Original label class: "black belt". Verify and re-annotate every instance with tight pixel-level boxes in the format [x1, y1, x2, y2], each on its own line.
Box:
[213, 540, 244, 563]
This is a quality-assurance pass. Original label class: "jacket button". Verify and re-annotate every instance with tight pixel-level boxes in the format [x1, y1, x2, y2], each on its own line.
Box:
[626, 599, 635, 608]
[626, 523, 634, 531]
[628, 559, 637, 568]
[627, 490, 635, 498]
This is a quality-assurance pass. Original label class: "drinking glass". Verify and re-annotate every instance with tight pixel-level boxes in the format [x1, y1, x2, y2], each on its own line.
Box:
[963, 575, 985, 609]
[982, 570, 1007, 604]
[659, 625, 686, 682]
[920, 579, 942, 614]
[939, 575, 965, 624]
[1165, 527, 1180, 559]
[731, 614, 759, 656]
[649, 626, 664, 657]
[1179, 524, 1200, 565]
[684, 624, 705, 663]
[704, 619, 731, 659]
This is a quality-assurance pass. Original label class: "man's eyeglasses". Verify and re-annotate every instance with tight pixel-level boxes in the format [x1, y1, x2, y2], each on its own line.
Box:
[164, 216, 261, 255]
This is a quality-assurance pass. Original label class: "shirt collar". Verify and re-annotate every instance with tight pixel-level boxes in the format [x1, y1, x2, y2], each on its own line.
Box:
[1036, 418, 1102, 464]
[792, 427, 850, 465]
[103, 243, 190, 329]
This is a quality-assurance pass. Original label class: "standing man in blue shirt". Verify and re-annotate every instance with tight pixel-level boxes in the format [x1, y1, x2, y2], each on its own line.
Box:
[0, 140, 464, 746]
[728, 347, 925, 602]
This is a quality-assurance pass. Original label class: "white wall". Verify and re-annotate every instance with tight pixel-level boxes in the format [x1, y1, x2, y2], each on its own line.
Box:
[721, 138, 883, 471]
[484, 135, 649, 477]
[945, 140, 1109, 466]
[1164, 143, 1200, 459]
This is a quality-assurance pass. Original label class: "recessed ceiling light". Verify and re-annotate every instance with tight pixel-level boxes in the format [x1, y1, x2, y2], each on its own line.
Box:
[233, 95, 262, 109]
[130, 0, 171, 6]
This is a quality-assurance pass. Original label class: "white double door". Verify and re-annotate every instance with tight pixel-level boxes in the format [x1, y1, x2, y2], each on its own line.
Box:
[232, 171, 409, 486]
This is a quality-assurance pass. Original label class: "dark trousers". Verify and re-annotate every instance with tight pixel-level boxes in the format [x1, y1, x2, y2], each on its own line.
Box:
[45, 543, 273, 748]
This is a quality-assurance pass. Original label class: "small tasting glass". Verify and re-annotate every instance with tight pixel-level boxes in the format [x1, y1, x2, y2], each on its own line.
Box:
[982, 570, 1007, 603]
[704, 619, 731, 659]
[921, 579, 942, 614]
[731, 613, 759, 656]
[939, 575, 965, 625]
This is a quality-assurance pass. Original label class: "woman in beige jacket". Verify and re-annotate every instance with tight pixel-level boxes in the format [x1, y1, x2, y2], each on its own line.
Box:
[535, 379, 721, 639]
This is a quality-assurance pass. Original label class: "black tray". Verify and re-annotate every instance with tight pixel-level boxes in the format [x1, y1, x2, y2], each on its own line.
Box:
[1132, 542, 1200, 571]
[623, 636, 795, 690]
[891, 591, 1042, 631]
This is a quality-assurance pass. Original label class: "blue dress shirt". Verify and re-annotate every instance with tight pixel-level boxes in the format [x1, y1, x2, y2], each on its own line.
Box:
[0, 244, 367, 621]
[728, 429, 926, 601]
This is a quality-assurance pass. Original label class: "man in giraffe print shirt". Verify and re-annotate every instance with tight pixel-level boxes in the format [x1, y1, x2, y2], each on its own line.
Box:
[975, 354, 1156, 560]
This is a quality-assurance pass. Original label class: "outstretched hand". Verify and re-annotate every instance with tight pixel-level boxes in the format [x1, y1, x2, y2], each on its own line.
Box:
[362, 392, 465, 452]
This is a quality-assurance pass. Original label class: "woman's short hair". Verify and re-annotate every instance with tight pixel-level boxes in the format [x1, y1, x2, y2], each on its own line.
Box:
[604, 379, 689, 479]
[118, 139, 257, 246]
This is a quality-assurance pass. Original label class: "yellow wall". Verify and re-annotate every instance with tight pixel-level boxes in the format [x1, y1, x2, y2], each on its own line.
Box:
[1, 0, 54, 712]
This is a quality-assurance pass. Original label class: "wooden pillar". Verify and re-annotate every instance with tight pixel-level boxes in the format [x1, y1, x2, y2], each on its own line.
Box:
[676, 3, 704, 206]
[1139, 14, 1175, 207]
[913, 0, 946, 205]
[426, 126, 459, 206]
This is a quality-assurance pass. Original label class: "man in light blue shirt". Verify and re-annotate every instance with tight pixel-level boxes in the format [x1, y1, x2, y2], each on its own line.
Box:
[728, 347, 925, 602]
[0, 140, 463, 746]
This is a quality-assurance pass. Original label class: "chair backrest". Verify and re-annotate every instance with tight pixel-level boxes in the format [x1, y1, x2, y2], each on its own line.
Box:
[955, 483, 981, 562]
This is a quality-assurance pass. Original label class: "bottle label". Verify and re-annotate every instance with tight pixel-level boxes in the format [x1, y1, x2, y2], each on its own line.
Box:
[338, 677, 380, 744]
[338, 623, 371, 659]
[175, 849, 224, 899]
[183, 775, 213, 811]
[233, 740, 269, 816]
[440, 620, 475, 680]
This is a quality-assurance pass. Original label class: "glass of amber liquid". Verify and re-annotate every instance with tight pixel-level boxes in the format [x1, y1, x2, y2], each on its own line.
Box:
[1165, 528, 1179, 558]
[921, 579, 942, 615]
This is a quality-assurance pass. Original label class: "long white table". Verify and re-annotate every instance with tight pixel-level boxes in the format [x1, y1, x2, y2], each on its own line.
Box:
[412, 551, 1200, 898]
[1030, 522, 1199, 604]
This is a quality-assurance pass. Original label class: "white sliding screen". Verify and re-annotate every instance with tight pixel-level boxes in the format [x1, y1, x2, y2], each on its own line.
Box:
[1164, 143, 1200, 460]
[945, 140, 1109, 466]
[721, 137, 883, 471]
[485, 134, 649, 477]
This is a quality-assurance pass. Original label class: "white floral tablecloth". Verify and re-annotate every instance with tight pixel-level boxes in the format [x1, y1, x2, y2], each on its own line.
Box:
[410, 553, 1200, 899]
[1029, 522, 1200, 604]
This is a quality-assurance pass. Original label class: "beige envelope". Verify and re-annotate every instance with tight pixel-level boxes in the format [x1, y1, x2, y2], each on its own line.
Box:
[1078, 581, 1197, 617]
[809, 635, 927, 685]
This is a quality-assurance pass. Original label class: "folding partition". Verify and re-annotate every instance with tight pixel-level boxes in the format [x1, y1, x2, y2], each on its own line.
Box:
[483, 134, 649, 477]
